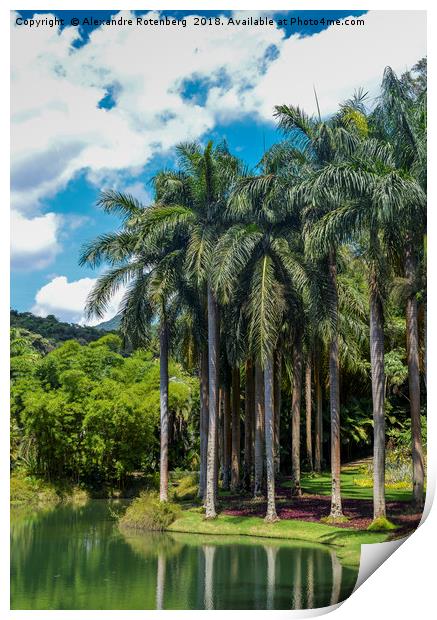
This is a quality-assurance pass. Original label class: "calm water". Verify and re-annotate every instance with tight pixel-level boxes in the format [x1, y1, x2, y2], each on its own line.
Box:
[11, 500, 358, 610]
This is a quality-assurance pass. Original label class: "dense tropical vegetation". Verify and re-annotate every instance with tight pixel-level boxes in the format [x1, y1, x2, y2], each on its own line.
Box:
[11, 60, 426, 533]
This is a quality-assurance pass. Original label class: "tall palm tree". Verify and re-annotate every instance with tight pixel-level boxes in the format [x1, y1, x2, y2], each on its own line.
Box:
[373, 64, 427, 508]
[274, 104, 359, 518]
[307, 136, 425, 520]
[80, 190, 191, 501]
[212, 151, 308, 519]
[140, 141, 243, 517]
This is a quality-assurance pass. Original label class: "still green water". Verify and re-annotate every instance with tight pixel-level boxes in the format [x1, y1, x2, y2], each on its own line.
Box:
[11, 500, 358, 610]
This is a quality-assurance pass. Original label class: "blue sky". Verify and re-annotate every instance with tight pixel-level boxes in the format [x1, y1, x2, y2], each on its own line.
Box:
[10, 9, 426, 324]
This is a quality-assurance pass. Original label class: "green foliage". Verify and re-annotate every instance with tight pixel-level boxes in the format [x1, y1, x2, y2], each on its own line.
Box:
[10, 472, 89, 506]
[11, 331, 197, 485]
[119, 492, 181, 530]
[171, 472, 199, 501]
[367, 517, 398, 532]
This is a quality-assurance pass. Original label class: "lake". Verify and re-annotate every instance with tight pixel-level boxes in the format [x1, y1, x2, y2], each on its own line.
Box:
[10, 500, 358, 610]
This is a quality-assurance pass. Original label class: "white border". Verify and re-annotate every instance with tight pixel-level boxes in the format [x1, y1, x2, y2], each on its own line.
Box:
[2, 2, 435, 618]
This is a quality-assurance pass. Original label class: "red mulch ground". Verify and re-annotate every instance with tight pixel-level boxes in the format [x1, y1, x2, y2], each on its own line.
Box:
[220, 486, 422, 535]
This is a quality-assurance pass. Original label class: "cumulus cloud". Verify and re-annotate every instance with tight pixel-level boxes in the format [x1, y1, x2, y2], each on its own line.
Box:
[11, 10, 426, 214]
[11, 210, 62, 270]
[249, 11, 426, 118]
[11, 9, 283, 211]
[32, 275, 125, 325]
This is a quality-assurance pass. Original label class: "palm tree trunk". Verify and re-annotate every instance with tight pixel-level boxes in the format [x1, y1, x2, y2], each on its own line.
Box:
[328, 252, 343, 518]
[405, 243, 425, 508]
[305, 354, 313, 471]
[264, 352, 278, 521]
[291, 333, 303, 496]
[254, 363, 264, 496]
[369, 267, 386, 520]
[222, 376, 231, 490]
[231, 366, 241, 491]
[205, 285, 219, 518]
[159, 318, 169, 502]
[273, 348, 282, 476]
[314, 350, 323, 474]
[198, 345, 209, 499]
[218, 387, 224, 489]
[244, 358, 254, 490]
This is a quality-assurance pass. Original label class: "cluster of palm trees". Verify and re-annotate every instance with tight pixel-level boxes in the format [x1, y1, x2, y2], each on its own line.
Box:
[81, 61, 426, 524]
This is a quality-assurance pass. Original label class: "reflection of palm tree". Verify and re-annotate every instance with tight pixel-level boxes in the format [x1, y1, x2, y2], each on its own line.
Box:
[330, 552, 343, 606]
[264, 545, 278, 610]
[203, 545, 216, 610]
[156, 553, 166, 609]
[306, 550, 314, 609]
[292, 548, 302, 609]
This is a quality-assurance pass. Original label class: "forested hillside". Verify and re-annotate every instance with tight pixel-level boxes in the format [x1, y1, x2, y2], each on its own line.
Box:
[10, 310, 113, 345]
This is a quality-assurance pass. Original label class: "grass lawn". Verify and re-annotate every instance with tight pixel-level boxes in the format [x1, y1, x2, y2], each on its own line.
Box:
[167, 509, 388, 569]
[281, 466, 413, 502]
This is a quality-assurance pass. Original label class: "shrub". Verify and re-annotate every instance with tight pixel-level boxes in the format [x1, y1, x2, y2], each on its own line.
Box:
[119, 491, 180, 531]
[367, 517, 398, 532]
[10, 473, 59, 506]
[172, 472, 199, 501]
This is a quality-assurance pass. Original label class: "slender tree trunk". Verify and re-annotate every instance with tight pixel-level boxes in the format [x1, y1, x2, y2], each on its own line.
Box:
[369, 268, 386, 520]
[273, 348, 282, 476]
[305, 354, 313, 471]
[159, 318, 169, 502]
[264, 352, 278, 521]
[222, 377, 231, 491]
[205, 286, 219, 518]
[231, 366, 241, 492]
[423, 298, 427, 389]
[244, 358, 254, 490]
[218, 387, 224, 488]
[405, 243, 425, 508]
[314, 350, 323, 474]
[198, 345, 209, 499]
[328, 252, 343, 518]
[254, 363, 264, 496]
[291, 333, 303, 497]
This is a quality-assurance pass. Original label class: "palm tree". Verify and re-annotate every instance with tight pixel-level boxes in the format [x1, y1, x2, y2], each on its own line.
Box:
[307, 135, 425, 520]
[272, 106, 360, 518]
[140, 141, 243, 517]
[80, 190, 189, 501]
[373, 64, 427, 508]
[212, 150, 308, 519]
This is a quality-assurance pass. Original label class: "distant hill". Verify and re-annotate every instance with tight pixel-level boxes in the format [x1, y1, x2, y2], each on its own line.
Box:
[95, 315, 121, 332]
[10, 310, 114, 345]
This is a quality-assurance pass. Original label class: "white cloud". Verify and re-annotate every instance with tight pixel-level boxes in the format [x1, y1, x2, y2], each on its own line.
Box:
[11, 210, 62, 270]
[121, 182, 152, 206]
[250, 11, 427, 118]
[11, 10, 284, 211]
[32, 275, 125, 325]
[11, 10, 426, 215]
[11, 9, 426, 280]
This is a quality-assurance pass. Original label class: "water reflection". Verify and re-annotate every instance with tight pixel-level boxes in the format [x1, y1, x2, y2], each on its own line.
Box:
[11, 501, 358, 610]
